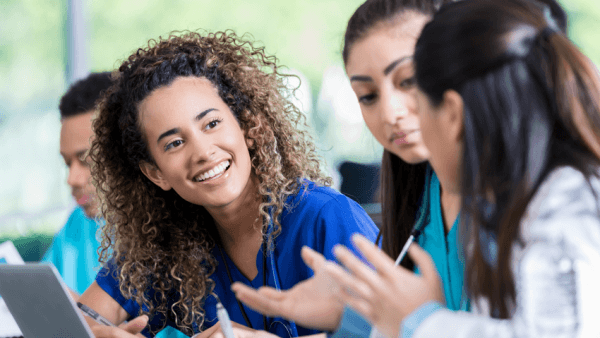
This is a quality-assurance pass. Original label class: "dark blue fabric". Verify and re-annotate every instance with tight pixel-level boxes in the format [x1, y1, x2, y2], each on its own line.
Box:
[96, 182, 379, 337]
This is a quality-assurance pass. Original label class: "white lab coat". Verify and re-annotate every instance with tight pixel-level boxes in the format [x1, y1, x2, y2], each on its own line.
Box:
[413, 166, 600, 338]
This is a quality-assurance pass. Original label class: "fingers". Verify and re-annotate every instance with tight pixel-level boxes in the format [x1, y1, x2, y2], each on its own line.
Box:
[323, 261, 373, 301]
[407, 245, 437, 280]
[231, 282, 285, 317]
[119, 315, 148, 334]
[351, 234, 396, 276]
[92, 325, 138, 338]
[333, 245, 382, 291]
[191, 322, 221, 338]
[301, 246, 326, 272]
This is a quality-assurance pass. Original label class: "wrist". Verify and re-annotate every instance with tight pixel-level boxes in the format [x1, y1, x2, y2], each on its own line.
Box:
[401, 301, 443, 338]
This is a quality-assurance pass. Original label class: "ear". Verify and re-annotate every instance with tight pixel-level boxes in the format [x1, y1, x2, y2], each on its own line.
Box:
[440, 90, 464, 143]
[139, 162, 172, 191]
[245, 136, 255, 149]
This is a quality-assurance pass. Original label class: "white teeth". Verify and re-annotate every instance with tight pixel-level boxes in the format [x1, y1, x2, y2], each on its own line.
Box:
[194, 160, 230, 182]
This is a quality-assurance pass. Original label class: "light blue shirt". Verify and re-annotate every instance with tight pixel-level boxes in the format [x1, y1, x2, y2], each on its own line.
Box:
[41, 207, 187, 338]
[41, 206, 102, 295]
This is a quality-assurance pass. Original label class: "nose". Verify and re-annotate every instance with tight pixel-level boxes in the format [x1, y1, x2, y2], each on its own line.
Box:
[380, 90, 409, 126]
[189, 133, 215, 164]
[67, 160, 89, 189]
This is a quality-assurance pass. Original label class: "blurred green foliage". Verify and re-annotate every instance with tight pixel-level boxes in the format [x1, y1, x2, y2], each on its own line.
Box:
[0, 0, 366, 118]
[1, 0, 599, 120]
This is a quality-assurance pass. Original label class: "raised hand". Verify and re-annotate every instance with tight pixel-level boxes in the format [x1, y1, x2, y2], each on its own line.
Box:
[327, 234, 444, 338]
[231, 246, 345, 331]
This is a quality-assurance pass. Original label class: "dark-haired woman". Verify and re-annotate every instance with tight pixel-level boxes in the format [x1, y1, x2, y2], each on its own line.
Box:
[325, 0, 600, 336]
[233, 0, 468, 333]
[232, 0, 573, 336]
[77, 31, 378, 338]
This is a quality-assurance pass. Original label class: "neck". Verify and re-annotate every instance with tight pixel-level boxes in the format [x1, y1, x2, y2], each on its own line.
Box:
[205, 176, 264, 280]
[438, 178, 461, 234]
[207, 176, 263, 249]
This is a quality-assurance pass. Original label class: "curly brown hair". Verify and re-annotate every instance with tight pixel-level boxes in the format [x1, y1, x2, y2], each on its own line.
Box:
[90, 30, 330, 335]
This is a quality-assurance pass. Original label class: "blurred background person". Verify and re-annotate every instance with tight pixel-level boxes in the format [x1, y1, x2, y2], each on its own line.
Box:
[41, 71, 112, 300]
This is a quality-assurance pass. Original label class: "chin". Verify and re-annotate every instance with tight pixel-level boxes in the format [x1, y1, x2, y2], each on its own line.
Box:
[82, 206, 100, 219]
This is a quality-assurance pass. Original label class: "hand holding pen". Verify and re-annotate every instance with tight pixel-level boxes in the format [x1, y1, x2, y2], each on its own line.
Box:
[77, 302, 148, 338]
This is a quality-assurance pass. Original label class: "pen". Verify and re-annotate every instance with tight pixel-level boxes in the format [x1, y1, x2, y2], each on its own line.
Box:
[394, 229, 422, 266]
[77, 302, 117, 327]
[216, 301, 235, 338]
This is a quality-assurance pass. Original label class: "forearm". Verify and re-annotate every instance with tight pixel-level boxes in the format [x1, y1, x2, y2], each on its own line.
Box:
[410, 309, 515, 338]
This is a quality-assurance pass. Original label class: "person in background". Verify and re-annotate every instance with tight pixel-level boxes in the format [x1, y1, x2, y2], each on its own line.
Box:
[41, 72, 112, 299]
[43, 72, 186, 338]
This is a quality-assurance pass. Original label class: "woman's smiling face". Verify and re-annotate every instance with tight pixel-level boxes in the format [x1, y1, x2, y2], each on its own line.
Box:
[345, 12, 431, 164]
[138, 76, 255, 211]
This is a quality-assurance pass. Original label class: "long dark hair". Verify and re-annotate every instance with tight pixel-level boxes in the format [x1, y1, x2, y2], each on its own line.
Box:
[343, 0, 451, 269]
[415, 0, 600, 318]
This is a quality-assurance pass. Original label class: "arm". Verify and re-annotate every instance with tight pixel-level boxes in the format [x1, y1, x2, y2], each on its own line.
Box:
[232, 246, 344, 332]
[232, 195, 378, 332]
[409, 169, 600, 338]
[328, 235, 444, 338]
[79, 281, 148, 337]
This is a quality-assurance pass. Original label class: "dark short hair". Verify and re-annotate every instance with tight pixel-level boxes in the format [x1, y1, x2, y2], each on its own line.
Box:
[59, 72, 113, 119]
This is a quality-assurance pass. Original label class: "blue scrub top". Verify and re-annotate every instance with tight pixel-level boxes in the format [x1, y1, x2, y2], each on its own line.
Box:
[417, 171, 467, 311]
[41, 206, 102, 295]
[96, 181, 379, 337]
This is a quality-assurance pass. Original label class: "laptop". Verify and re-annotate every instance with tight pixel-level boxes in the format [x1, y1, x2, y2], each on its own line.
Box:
[0, 263, 94, 338]
[0, 241, 24, 338]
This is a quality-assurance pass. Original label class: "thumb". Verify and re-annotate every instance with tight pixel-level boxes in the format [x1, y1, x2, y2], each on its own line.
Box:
[119, 315, 148, 334]
[301, 246, 326, 272]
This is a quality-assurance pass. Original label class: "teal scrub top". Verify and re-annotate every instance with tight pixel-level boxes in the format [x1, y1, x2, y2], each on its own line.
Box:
[41, 207, 187, 338]
[417, 170, 467, 311]
[41, 206, 102, 295]
[331, 167, 468, 338]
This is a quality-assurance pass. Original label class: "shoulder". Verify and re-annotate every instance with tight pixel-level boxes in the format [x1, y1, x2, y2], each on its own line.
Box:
[521, 166, 600, 244]
[64, 206, 99, 229]
[282, 181, 370, 221]
[278, 180, 378, 260]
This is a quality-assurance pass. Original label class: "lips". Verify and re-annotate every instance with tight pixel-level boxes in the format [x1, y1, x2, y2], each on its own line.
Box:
[76, 194, 91, 206]
[192, 160, 231, 182]
[391, 130, 419, 144]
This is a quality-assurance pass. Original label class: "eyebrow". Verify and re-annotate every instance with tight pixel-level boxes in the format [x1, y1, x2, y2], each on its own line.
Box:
[60, 149, 88, 160]
[156, 108, 217, 144]
[349, 55, 413, 83]
[383, 55, 412, 76]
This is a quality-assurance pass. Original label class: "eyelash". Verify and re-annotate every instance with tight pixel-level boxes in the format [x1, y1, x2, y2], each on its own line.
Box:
[164, 139, 183, 151]
[358, 76, 416, 106]
[163, 117, 224, 151]
[358, 93, 377, 105]
[399, 77, 416, 88]
[206, 117, 222, 129]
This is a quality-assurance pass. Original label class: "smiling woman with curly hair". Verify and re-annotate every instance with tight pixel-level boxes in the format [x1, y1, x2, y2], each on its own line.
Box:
[78, 30, 378, 338]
